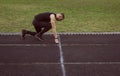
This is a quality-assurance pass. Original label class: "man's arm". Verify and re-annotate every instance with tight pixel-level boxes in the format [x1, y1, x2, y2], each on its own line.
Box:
[50, 14, 59, 43]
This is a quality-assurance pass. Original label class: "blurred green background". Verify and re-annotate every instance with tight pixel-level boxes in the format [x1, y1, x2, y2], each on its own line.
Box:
[0, 0, 120, 32]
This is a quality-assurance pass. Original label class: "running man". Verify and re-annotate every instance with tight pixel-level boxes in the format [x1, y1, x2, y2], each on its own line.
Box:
[21, 12, 65, 43]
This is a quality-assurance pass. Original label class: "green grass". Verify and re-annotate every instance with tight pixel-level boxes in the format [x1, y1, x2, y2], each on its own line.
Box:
[0, 0, 120, 32]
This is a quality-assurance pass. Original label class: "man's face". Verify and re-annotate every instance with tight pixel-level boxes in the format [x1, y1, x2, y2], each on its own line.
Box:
[56, 14, 64, 21]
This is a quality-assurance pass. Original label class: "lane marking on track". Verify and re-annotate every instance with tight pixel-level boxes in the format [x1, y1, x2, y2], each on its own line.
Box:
[0, 44, 120, 47]
[0, 62, 120, 65]
[0, 44, 57, 47]
[58, 35, 66, 76]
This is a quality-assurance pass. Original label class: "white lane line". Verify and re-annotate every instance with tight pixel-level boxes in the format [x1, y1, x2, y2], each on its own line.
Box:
[0, 44, 120, 47]
[58, 35, 66, 76]
[0, 63, 60, 65]
[0, 62, 120, 65]
[1, 32, 120, 35]
[63, 62, 120, 65]
[0, 44, 57, 47]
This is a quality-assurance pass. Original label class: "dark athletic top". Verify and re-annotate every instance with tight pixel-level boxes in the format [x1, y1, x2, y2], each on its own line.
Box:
[34, 12, 56, 22]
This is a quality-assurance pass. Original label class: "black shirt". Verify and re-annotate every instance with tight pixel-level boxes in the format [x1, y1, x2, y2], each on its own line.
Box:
[35, 12, 56, 22]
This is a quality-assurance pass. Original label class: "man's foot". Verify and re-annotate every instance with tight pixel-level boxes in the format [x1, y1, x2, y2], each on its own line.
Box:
[35, 34, 44, 41]
[21, 29, 27, 40]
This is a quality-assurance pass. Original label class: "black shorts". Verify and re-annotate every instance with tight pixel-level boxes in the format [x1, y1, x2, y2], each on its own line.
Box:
[32, 19, 52, 33]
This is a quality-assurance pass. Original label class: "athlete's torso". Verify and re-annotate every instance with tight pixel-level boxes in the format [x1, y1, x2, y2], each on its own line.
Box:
[35, 12, 56, 22]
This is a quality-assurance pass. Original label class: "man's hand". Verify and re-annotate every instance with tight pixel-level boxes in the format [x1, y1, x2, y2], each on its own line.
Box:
[55, 38, 59, 44]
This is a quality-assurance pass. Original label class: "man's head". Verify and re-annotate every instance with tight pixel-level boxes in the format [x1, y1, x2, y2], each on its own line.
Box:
[56, 13, 65, 21]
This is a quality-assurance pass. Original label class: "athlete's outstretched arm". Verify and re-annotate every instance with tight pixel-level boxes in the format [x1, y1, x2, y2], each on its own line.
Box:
[50, 14, 59, 43]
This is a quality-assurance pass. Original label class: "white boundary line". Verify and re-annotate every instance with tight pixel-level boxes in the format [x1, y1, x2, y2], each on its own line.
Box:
[0, 63, 60, 65]
[64, 62, 120, 65]
[1, 32, 120, 36]
[0, 44, 57, 47]
[0, 62, 120, 65]
[58, 35, 66, 76]
[0, 44, 120, 47]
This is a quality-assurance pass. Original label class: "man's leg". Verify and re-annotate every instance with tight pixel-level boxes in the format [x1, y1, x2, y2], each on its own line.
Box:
[40, 25, 52, 35]
[21, 29, 37, 40]
[35, 23, 52, 40]
[22, 20, 42, 40]
[22, 26, 43, 40]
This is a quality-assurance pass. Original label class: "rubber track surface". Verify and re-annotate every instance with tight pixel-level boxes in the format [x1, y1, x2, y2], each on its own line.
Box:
[0, 33, 120, 76]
